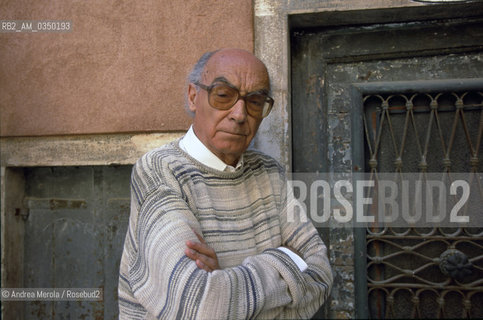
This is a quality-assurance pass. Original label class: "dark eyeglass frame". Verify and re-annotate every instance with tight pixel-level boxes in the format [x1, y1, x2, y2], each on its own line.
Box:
[194, 80, 274, 118]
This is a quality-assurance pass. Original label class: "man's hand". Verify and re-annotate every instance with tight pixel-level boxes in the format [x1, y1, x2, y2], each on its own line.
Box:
[185, 230, 220, 272]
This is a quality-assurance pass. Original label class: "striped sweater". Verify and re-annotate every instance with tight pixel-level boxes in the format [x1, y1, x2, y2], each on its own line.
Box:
[118, 140, 333, 319]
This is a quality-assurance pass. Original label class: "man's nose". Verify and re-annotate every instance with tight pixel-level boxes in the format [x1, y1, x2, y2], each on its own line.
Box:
[228, 98, 248, 123]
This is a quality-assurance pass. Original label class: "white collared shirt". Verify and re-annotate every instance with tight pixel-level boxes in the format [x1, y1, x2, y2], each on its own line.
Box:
[179, 126, 243, 172]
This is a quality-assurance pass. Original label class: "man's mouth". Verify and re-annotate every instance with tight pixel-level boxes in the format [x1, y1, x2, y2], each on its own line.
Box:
[220, 130, 248, 136]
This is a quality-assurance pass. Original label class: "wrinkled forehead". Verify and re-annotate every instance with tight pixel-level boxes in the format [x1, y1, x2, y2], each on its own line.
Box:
[202, 50, 270, 92]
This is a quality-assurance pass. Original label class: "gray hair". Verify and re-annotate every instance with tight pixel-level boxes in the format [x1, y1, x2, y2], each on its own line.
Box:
[184, 49, 272, 117]
[184, 50, 220, 116]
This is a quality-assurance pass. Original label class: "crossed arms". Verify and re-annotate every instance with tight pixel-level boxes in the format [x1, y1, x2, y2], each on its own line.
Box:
[120, 152, 333, 319]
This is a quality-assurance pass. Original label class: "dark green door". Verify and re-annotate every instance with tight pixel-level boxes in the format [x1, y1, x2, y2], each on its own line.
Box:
[22, 166, 131, 319]
[292, 16, 483, 319]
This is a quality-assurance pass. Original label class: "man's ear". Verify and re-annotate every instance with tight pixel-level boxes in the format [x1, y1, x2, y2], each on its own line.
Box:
[188, 83, 198, 113]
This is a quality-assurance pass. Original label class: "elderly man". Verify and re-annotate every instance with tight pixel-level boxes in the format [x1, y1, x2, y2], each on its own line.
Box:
[119, 48, 332, 319]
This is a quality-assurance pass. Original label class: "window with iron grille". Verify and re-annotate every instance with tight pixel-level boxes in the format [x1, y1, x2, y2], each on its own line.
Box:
[362, 89, 482, 318]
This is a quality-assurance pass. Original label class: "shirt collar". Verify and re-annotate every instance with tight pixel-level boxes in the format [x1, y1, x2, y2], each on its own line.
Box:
[179, 126, 243, 172]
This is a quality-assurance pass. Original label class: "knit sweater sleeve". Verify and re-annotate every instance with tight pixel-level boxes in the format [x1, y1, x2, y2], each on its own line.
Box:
[270, 185, 334, 319]
[122, 151, 332, 319]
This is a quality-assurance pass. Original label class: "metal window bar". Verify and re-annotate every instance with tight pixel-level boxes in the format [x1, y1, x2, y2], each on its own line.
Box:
[362, 89, 483, 318]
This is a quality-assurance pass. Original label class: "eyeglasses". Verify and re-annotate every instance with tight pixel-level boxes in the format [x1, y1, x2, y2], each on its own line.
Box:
[194, 81, 274, 118]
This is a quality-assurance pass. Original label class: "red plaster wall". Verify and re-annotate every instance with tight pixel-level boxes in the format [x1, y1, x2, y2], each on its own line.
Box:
[0, 0, 253, 137]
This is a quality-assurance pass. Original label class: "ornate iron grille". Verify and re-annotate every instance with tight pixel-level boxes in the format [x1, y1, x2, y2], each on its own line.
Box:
[362, 90, 483, 318]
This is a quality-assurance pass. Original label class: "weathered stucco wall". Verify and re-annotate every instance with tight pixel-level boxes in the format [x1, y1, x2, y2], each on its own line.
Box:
[0, 0, 253, 137]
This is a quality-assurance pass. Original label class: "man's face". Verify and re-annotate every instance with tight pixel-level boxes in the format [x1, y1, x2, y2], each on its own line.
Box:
[188, 49, 270, 166]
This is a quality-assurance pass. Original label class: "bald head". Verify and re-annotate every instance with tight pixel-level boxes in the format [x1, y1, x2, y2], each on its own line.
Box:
[186, 49, 271, 116]
[186, 48, 272, 166]
[201, 49, 270, 90]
